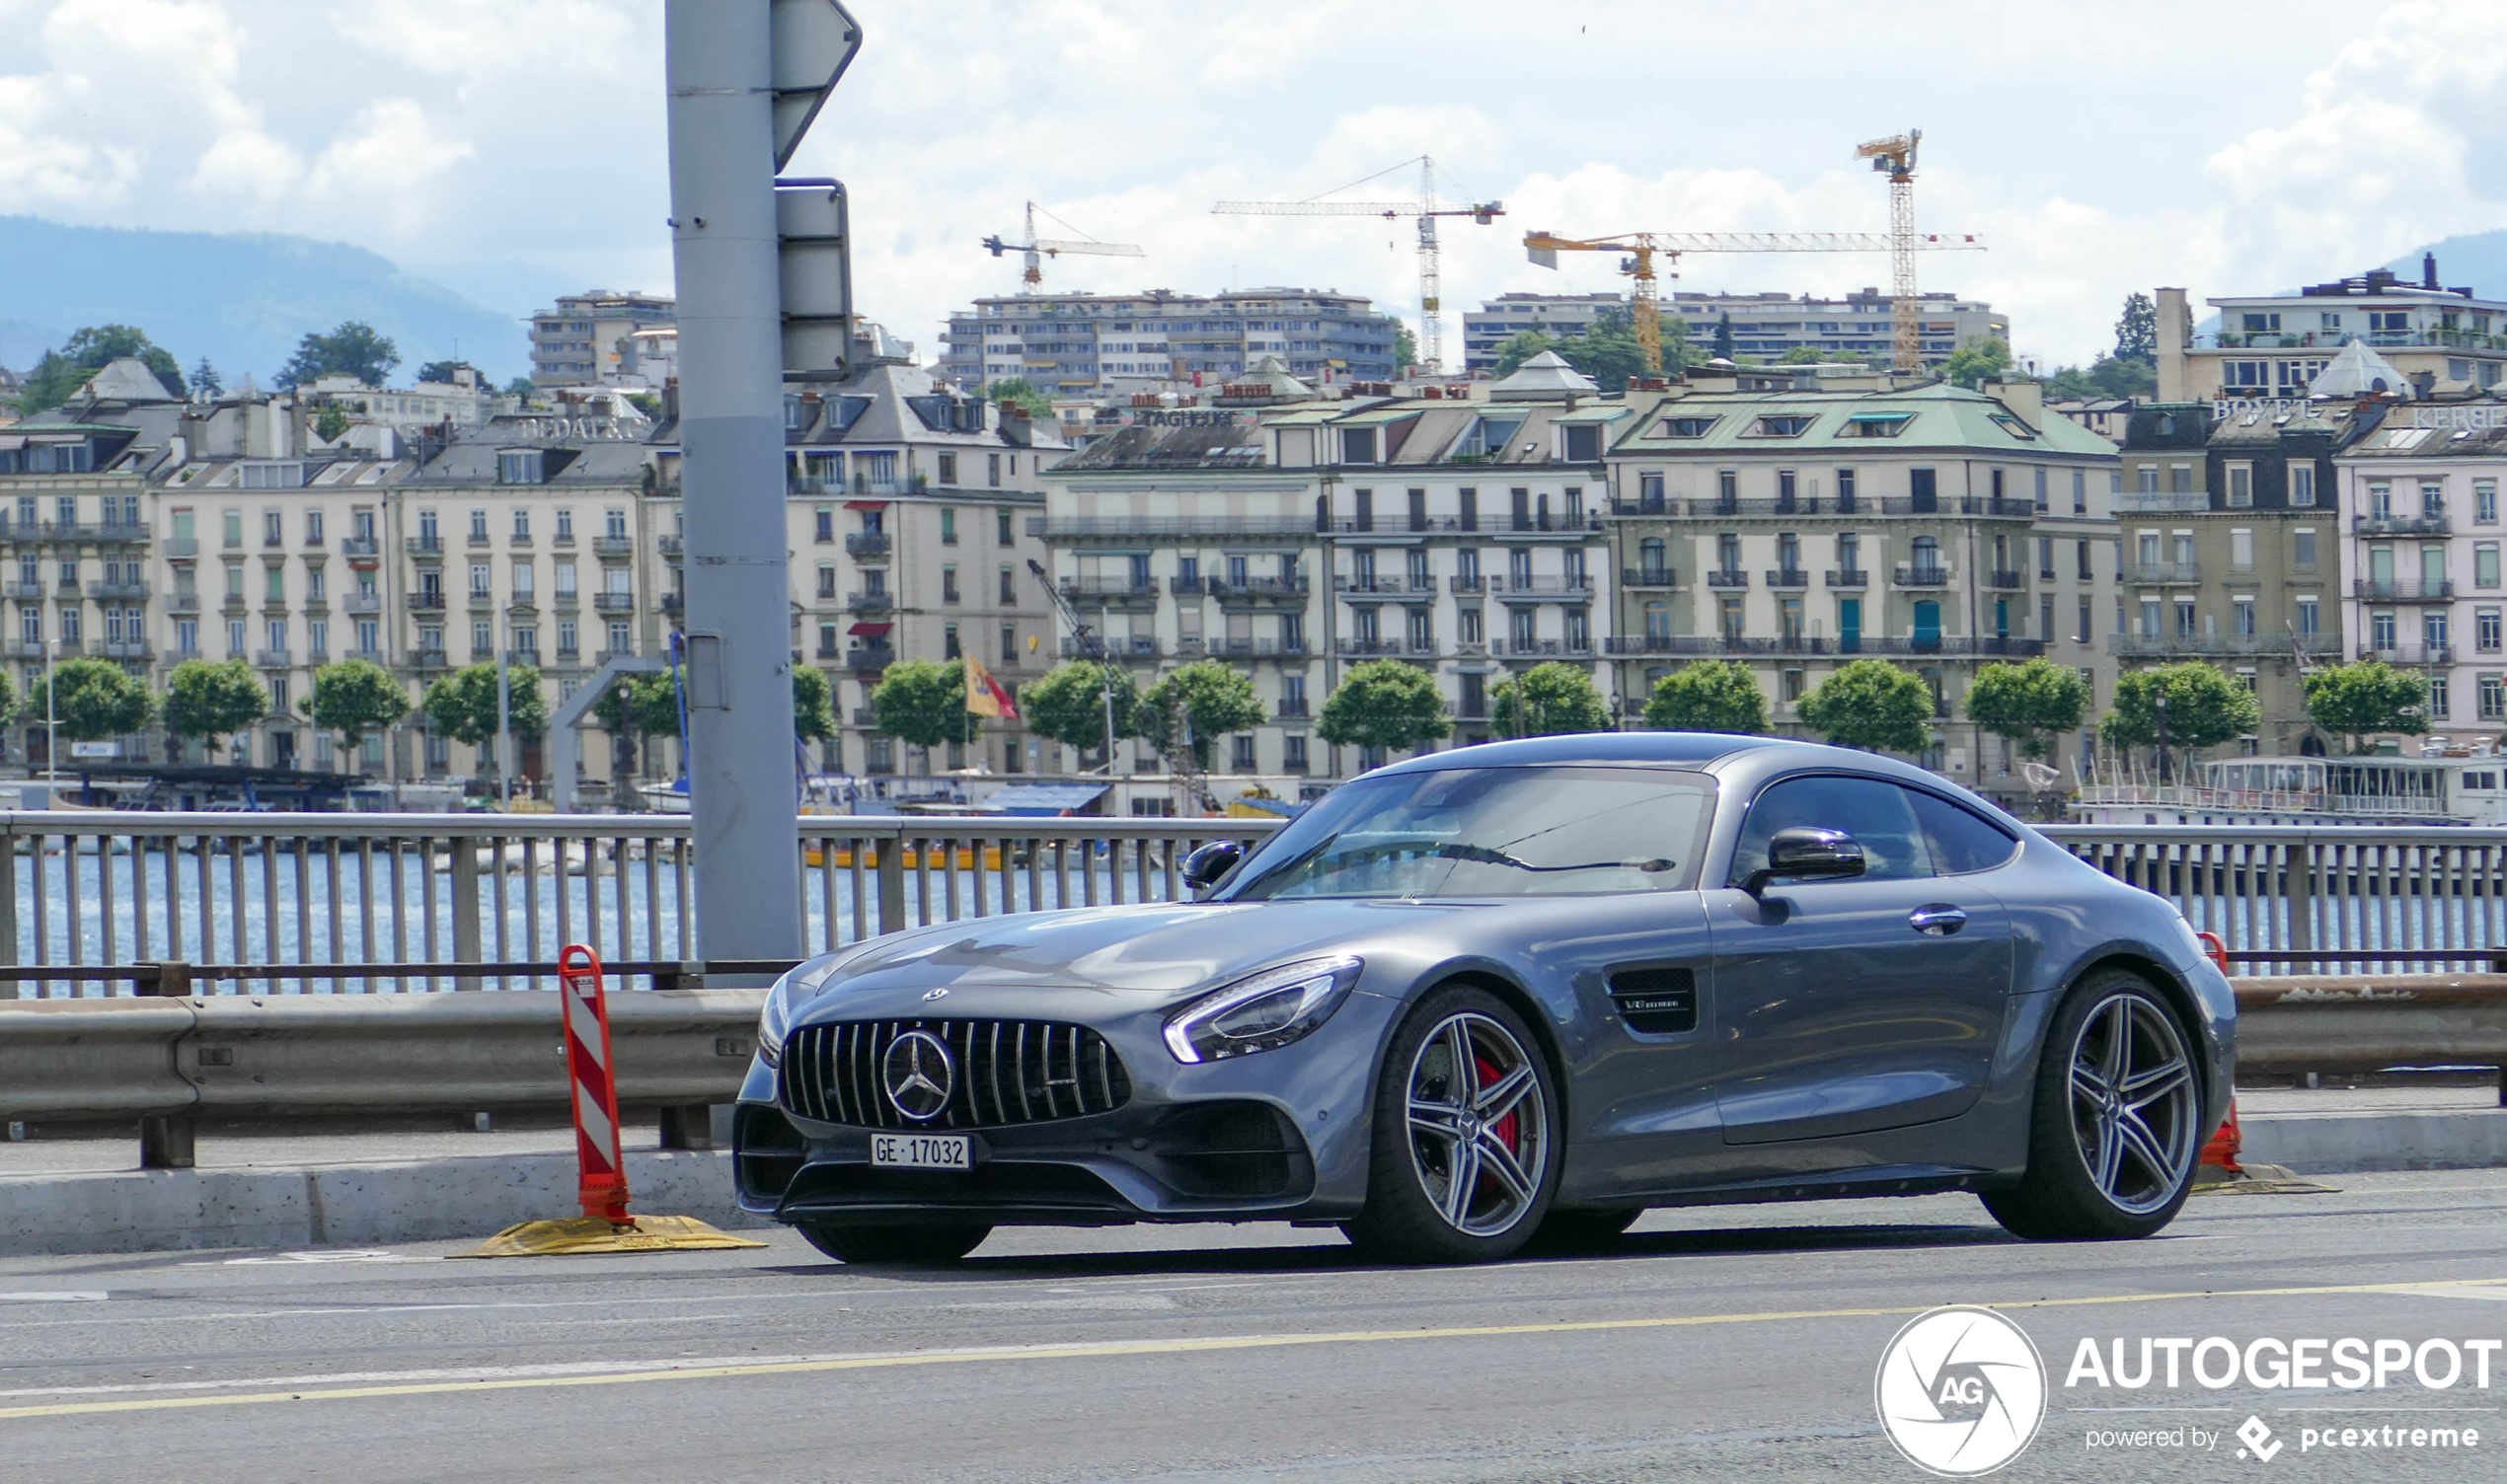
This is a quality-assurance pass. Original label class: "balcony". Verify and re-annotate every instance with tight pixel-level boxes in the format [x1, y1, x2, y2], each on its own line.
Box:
[1062, 635, 1165, 659]
[1489, 639, 1597, 661]
[1042, 515, 1318, 540]
[2106, 632, 2342, 658]
[1059, 578, 1159, 608]
[1275, 702, 1311, 720]
[252, 649, 291, 669]
[347, 647, 389, 665]
[99, 640, 151, 661]
[1488, 577, 1596, 601]
[1333, 575, 1439, 599]
[410, 591, 447, 612]
[1705, 569, 1749, 588]
[660, 592, 684, 617]
[1825, 569, 1868, 589]
[2113, 490, 2211, 514]
[2121, 560, 2201, 585]
[1984, 569, 2025, 590]
[848, 707, 878, 727]
[847, 590, 893, 614]
[845, 532, 892, 557]
[1334, 638, 1437, 658]
[342, 592, 383, 615]
[1209, 576, 1310, 603]
[166, 593, 200, 616]
[1621, 567, 1679, 589]
[593, 590, 636, 614]
[405, 536, 443, 558]
[412, 647, 450, 672]
[1203, 638, 1311, 661]
[1892, 563, 1951, 588]
[593, 536, 636, 557]
[339, 537, 381, 558]
[2, 581, 40, 601]
[2357, 642, 2455, 665]
[1763, 567, 1811, 590]
[2354, 513, 2450, 537]
[91, 580, 148, 601]
[162, 537, 198, 558]
[1607, 634, 2049, 658]
[657, 535, 682, 557]
[1606, 494, 2032, 520]
[2356, 579, 2456, 600]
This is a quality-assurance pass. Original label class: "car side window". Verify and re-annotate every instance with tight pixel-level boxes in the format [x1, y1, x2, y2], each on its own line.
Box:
[1727, 775, 1935, 886]
[1904, 787, 2019, 874]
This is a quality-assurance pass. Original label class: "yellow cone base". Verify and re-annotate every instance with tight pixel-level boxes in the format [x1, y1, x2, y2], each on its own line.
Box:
[2192, 1161, 2339, 1197]
[455, 1214, 771, 1258]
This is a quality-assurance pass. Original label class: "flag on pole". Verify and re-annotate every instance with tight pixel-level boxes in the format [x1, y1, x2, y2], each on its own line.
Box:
[964, 655, 1019, 719]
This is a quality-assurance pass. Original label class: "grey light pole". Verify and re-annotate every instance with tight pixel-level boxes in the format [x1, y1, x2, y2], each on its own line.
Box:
[664, 0, 802, 968]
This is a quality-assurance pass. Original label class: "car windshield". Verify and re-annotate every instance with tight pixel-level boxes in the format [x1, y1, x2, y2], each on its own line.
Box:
[1221, 767, 1714, 900]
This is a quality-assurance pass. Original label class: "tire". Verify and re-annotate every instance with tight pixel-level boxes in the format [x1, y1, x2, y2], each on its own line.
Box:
[1523, 1207, 1641, 1256]
[798, 1222, 992, 1265]
[1981, 968, 2204, 1241]
[1346, 985, 1562, 1265]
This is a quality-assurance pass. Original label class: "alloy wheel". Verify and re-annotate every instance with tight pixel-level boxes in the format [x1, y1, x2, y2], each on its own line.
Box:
[1404, 1011, 1549, 1237]
[2067, 993, 2198, 1215]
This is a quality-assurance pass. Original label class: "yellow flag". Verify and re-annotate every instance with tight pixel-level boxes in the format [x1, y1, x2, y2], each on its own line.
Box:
[964, 655, 1013, 718]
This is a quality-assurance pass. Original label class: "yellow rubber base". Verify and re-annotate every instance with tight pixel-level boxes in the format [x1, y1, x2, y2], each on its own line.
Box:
[454, 1214, 771, 1258]
[2192, 1161, 2339, 1196]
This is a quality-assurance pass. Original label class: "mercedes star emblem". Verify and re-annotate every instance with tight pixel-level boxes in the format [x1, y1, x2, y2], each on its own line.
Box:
[881, 1029, 955, 1122]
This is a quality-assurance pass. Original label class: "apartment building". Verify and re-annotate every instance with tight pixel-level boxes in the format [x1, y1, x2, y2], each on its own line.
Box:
[2158, 256, 2507, 408]
[939, 289, 1402, 397]
[1466, 290, 2003, 375]
[1602, 374, 2117, 788]
[2112, 402, 2361, 756]
[1458, 294, 1626, 374]
[530, 291, 678, 388]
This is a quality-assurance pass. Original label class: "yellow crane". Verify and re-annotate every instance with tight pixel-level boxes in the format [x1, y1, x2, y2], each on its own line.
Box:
[1214, 156, 1503, 375]
[980, 201, 1143, 292]
[1856, 129, 1926, 373]
[1522, 229, 1983, 374]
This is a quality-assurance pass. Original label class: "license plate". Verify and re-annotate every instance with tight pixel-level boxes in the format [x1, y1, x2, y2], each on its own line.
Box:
[870, 1133, 971, 1170]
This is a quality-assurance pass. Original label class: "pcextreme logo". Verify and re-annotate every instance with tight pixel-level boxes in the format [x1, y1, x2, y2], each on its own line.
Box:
[1875, 1305, 2048, 1476]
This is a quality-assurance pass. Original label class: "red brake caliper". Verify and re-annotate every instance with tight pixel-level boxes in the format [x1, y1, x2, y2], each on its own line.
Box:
[1475, 1054, 1518, 1182]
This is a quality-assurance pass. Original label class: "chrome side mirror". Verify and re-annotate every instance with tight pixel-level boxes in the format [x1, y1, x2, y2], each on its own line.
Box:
[1743, 826, 1866, 896]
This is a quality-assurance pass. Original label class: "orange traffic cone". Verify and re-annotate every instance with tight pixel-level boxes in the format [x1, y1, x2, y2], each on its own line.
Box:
[2188, 929, 2333, 1195]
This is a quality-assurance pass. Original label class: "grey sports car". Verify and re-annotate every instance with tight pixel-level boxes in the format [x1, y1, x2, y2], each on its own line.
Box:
[733, 733, 2234, 1265]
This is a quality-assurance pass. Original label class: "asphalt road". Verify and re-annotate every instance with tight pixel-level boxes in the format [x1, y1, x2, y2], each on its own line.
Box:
[5, 1172, 2507, 1483]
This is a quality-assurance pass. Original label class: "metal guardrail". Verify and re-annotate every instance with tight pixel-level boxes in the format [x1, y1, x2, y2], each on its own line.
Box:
[2236, 973, 2507, 1086]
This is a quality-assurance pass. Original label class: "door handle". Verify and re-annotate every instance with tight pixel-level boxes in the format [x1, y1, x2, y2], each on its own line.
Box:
[1909, 904, 1968, 936]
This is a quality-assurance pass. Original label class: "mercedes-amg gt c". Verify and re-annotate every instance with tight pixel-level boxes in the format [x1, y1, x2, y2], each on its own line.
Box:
[734, 734, 2233, 1265]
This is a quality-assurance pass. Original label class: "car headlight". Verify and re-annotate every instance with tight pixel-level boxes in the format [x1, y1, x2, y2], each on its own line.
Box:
[756, 958, 845, 1069]
[1164, 955, 1362, 1065]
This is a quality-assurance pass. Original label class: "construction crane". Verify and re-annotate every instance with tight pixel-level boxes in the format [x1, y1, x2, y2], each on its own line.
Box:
[1213, 156, 1502, 375]
[1855, 129, 1925, 373]
[980, 202, 1143, 292]
[1522, 229, 1983, 375]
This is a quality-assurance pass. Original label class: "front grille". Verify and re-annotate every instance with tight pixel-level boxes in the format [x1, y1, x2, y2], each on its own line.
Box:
[780, 1018, 1133, 1130]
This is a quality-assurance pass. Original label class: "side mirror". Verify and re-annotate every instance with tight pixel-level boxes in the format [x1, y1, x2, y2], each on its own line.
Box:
[1181, 839, 1244, 894]
[1743, 826, 1866, 896]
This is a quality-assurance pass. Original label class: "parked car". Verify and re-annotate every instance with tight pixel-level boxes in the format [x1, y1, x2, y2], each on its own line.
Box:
[734, 733, 2234, 1265]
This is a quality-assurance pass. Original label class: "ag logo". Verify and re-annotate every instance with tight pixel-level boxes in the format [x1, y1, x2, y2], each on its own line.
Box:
[1874, 1305, 2046, 1476]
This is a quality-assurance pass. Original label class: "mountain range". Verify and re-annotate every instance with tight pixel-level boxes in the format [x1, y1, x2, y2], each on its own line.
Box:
[0, 215, 527, 387]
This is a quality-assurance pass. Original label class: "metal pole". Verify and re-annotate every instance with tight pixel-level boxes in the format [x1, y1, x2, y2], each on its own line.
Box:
[495, 612, 510, 805]
[665, 0, 802, 966]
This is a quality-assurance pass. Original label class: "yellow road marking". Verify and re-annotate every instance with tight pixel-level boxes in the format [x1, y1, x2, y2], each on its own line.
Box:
[7, 1274, 2503, 1422]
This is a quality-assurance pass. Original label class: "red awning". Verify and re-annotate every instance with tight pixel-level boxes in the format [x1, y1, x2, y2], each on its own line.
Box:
[843, 499, 888, 510]
[848, 621, 893, 635]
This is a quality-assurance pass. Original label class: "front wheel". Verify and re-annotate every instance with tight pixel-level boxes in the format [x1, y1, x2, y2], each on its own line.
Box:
[1347, 987, 1561, 1265]
[798, 1222, 992, 1265]
[1981, 970, 2204, 1241]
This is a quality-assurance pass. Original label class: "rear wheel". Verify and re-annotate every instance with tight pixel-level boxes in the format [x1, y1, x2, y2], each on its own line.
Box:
[1982, 969, 2202, 1241]
[1347, 987, 1560, 1265]
[798, 1222, 992, 1265]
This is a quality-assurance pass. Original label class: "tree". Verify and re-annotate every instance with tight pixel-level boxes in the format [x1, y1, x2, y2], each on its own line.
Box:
[1642, 660, 1768, 734]
[1392, 324, 1418, 373]
[2044, 355, 2157, 402]
[1964, 657, 2089, 760]
[1488, 662, 1613, 739]
[302, 659, 409, 761]
[16, 325, 185, 411]
[1021, 659, 1136, 756]
[162, 658, 266, 758]
[1796, 659, 1935, 754]
[415, 360, 476, 387]
[312, 402, 351, 443]
[1493, 331, 1559, 378]
[2100, 663, 2259, 756]
[1317, 658, 1452, 754]
[190, 357, 223, 399]
[2114, 291, 2158, 364]
[31, 658, 153, 743]
[1136, 660, 1265, 771]
[2304, 660, 2427, 752]
[873, 659, 979, 752]
[502, 375, 539, 404]
[1780, 345, 1829, 364]
[1711, 314, 1734, 359]
[793, 666, 837, 741]
[277, 321, 399, 390]
[985, 378, 1052, 421]
[1550, 304, 1649, 393]
[1940, 334, 2014, 389]
[590, 669, 681, 778]
[422, 663, 548, 750]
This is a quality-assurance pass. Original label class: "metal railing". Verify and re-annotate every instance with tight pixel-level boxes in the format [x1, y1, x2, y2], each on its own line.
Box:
[0, 812, 1276, 999]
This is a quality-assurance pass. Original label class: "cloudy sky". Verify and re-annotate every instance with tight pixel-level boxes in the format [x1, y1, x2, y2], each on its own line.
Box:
[4, 0, 2505, 370]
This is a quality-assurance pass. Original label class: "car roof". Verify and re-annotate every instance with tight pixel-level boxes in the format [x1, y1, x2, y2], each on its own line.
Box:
[1371, 731, 1807, 774]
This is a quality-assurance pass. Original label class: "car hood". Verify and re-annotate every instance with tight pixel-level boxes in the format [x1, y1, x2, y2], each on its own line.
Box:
[798, 898, 1460, 1005]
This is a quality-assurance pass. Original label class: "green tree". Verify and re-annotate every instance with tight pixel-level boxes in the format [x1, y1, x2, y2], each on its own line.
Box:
[793, 666, 837, 741]
[190, 356, 223, 399]
[1796, 659, 1935, 754]
[277, 321, 399, 390]
[1392, 324, 1418, 372]
[31, 658, 154, 743]
[161, 658, 266, 758]
[17, 325, 186, 411]
[1940, 334, 2014, 389]
[1964, 657, 2090, 760]
[2114, 291, 2159, 363]
[1317, 658, 1452, 754]
[1550, 304, 1650, 393]
[985, 378, 1053, 421]
[302, 658, 409, 760]
[312, 402, 351, 443]
[422, 663, 547, 750]
[872, 659, 979, 752]
[502, 375, 539, 404]
[1492, 331, 1558, 379]
[1642, 660, 1768, 734]
[2045, 355, 2158, 402]
[2304, 660, 2427, 752]
[1780, 345, 1829, 364]
[1711, 314, 1734, 359]
[590, 669, 681, 778]
[1020, 659, 1136, 756]
[415, 360, 476, 387]
[1136, 660, 1265, 771]
[1489, 662, 1613, 739]
[2100, 663, 2260, 756]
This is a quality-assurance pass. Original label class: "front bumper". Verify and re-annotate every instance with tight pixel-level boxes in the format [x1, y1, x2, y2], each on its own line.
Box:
[733, 985, 1401, 1227]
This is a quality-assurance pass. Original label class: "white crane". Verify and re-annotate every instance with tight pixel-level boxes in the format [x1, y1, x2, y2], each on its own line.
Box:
[980, 202, 1143, 292]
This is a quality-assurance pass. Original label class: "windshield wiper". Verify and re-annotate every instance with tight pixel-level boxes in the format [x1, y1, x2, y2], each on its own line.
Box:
[1432, 844, 1675, 874]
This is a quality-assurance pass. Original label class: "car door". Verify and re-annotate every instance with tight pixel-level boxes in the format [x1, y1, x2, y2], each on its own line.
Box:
[1709, 774, 2014, 1148]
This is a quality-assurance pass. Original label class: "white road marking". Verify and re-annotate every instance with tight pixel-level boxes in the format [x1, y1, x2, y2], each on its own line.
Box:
[2376, 1283, 2507, 1302]
[0, 1292, 106, 1303]
[201, 1251, 407, 1267]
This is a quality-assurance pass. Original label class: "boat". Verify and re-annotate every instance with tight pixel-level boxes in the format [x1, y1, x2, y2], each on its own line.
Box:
[2072, 752, 2507, 827]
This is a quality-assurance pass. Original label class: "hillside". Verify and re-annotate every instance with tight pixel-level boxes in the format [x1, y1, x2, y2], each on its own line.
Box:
[0, 216, 525, 385]
[2385, 231, 2507, 299]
